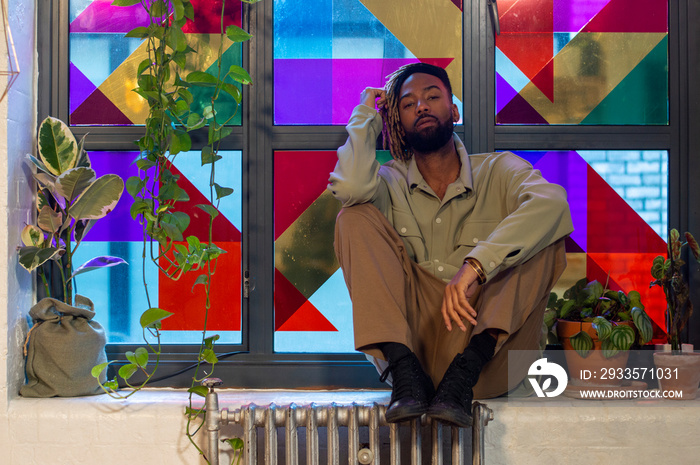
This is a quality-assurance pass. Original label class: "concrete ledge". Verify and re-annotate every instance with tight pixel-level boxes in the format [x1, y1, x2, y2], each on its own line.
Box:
[4, 389, 700, 464]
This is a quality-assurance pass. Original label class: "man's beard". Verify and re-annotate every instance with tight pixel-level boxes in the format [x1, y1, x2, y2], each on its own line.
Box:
[404, 116, 454, 154]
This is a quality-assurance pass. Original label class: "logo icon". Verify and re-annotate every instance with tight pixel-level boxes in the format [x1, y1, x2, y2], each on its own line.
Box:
[527, 358, 568, 398]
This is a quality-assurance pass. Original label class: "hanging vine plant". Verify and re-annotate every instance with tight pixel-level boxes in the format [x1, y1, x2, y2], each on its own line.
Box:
[91, 0, 259, 461]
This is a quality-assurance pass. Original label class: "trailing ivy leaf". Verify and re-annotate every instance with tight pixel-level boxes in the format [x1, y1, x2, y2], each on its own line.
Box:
[228, 65, 252, 85]
[204, 335, 220, 350]
[187, 113, 206, 131]
[201, 146, 222, 165]
[192, 274, 208, 292]
[168, 26, 188, 52]
[189, 385, 209, 398]
[200, 348, 218, 365]
[125, 26, 149, 39]
[631, 307, 653, 344]
[226, 24, 252, 43]
[214, 183, 233, 200]
[591, 316, 612, 341]
[55, 167, 96, 203]
[170, 130, 191, 155]
[18, 246, 62, 272]
[118, 363, 138, 380]
[221, 82, 242, 103]
[601, 338, 620, 359]
[186, 71, 218, 87]
[134, 347, 149, 368]
[196, 204, 219, 219]
[71, 256, 127, 280]
[172, 0, 185, 20]
[610, 324, 636, 351]
[125, 176, 144, 198]
[91, 361, 111, 379]
[136, 157, 157, 171]
[140, 307, 174, 329]
[160, 219, 184, 241]
[105, 378, 119, 390]
[183, 1, 195, 19]
[569, 331, 593, 358]
[202, 105, 215, 120]
[37, 116, 79, 176]
[130, 200, 151, 220]
[112, 0, 141, 5]
[223, 438, 244, 451]
[208, 125, 233, 144]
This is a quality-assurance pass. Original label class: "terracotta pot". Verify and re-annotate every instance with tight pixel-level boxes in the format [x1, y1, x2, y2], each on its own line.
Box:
[653, 352, 700, 400]
[556, 319, 631, 386]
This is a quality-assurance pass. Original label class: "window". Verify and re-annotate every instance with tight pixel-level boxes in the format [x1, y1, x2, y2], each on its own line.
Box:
[37, 0, 699, 387]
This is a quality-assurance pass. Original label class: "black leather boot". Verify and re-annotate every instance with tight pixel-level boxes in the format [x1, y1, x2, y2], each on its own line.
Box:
[428, 332, 496, 427]
[379, 345, 435, 423]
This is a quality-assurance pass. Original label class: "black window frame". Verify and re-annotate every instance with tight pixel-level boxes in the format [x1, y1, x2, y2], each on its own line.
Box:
[37, 0, 700, 388]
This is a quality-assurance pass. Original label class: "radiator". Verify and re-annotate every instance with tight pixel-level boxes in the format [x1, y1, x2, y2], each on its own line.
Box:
[203, 380, 494, 465]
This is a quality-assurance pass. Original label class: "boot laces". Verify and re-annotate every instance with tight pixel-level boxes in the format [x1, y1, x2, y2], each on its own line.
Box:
[379, 353, 432, 402]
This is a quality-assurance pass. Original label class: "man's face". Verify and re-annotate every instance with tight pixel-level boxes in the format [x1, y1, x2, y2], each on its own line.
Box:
[397, 72, 459, 154]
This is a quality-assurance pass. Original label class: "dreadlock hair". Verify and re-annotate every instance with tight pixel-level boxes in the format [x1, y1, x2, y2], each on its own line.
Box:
[380, 63, 453, 162]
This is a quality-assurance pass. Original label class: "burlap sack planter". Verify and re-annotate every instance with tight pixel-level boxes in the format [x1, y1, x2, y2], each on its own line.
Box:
[20, 295, 108, 397]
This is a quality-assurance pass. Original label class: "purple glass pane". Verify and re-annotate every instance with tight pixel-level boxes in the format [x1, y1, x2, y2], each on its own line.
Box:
[275, 59, 332, 125]
[70, 0, 152, 33]
[69, 62, 97, 114]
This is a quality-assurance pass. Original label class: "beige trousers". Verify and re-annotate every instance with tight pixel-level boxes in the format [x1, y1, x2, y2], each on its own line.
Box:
[334, 203, 567, 398]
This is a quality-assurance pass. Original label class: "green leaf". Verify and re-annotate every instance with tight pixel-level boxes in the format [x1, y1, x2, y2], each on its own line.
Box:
[112, 0, 141, 5]
[38, 205, 63, 234]
[223, 438, 244, 451]
[134, 347, 149, 368]
[91, 361, 111, 379]
[559, 300, 575, 319]
[196, 204, 219, 219]
[70, 256, 127, 280]
[569, 331, 594, 358]
[118, 363, 138, 380]
[186, 71, 219, 87]
[188, 385, 209, 398]
[172, 0, 185, 20]
[21, 225, 44, 247]
[125, 26, 149, 39]
[204, 334, 220, 349]
[214, 183, 233, 200]
[139, 307, 174, 329]
[192, 274, 208, 292]
[37, 116, 79, 176]
[18, 246, 62, 272]
[105, 379, 119, 391]
[55, 167, 97, 203]
[125, 176, 144, 198]
[601, 338, 621, 359]
[186, 113, 205, 130]
[227, 65, 252, 85]
[200, 348, 218, 364]
[591, 317, 612, 341]
[631, 307, 653, 344]
[226, 24, 252, 43]
[168, 26, 188, 52]
[170, 130, 191, 156]
[201, 146, 222, 165]
[221, 82, 242, 103]
[208, 125, 233, 144]
[610, 324, 636, 351]
[69, 174, 124, 220]
[581, 280, 604, 306]
[130, 200, 151, 220]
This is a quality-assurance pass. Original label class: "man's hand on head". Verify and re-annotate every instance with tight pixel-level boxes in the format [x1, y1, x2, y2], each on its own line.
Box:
[360, 87, 387, 110]
[441, 261, 480, 331]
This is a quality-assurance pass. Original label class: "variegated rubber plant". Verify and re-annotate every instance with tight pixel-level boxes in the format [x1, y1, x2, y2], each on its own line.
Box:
[19, 116, 126, 306]
[545, 278, 654, 358]
[650, 229, 700, 353]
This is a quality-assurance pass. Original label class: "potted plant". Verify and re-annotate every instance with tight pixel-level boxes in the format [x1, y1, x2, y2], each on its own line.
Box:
[650, 229, 700, 399]
[545, 278, 653, 385]
[18, 116, 126, 397]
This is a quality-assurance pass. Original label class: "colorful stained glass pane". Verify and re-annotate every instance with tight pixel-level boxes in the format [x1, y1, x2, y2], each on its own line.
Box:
[73, 151, 243, 344]
[273, 0, 464, 125]
[69, 0, 243, 126]
[274, 148, 668, 352]
[496, 0, 669, 125]
[512, 150, 668, 341]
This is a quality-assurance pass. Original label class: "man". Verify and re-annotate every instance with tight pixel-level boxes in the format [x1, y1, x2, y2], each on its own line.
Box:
[328, 63, 573, 427]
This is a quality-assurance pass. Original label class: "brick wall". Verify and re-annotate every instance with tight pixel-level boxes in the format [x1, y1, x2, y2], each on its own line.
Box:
[579, 150, 668, 237]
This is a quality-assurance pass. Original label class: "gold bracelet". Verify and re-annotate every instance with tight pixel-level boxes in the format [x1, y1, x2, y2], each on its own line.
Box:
[464, 257, 487, 285]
